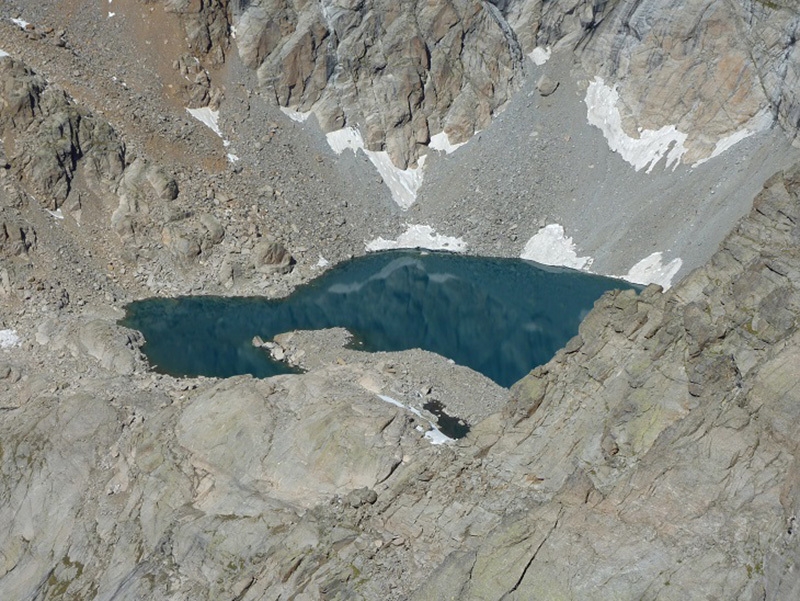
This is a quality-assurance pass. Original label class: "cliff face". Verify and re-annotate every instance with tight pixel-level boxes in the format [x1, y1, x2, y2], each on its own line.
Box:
[230, 0, 522, 168]
[571, 0, 800, 162]
[223, 0, 800, 168]
[431, 166, 800, 598]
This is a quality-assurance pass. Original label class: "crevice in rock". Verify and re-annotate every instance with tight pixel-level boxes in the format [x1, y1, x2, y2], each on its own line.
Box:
[505, 512, 561, 595]
[481, 1, 524, 70]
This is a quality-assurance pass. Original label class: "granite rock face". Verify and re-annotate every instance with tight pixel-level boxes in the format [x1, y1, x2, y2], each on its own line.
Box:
[415, 165, 800, 599]
[218, 0, 800, 168]
[0, 56, 125, 209]
[569, 0, 800, 163]
[166, 0, 232, 66]
[233, 0, 523, 167]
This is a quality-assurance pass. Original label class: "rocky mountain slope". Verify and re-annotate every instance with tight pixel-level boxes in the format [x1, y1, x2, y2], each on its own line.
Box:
[220, 0, 800, 168]
[2, 0, 800, 599]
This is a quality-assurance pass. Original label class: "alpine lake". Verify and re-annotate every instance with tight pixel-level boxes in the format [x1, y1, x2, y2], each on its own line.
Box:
[121, 250, 640, 390]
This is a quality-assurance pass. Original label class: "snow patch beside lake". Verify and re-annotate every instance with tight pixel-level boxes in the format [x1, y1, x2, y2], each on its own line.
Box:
[586, 76, 688, 173]
[521, 224, 682, 288]
[529, 46, 551, 66]
[326, 127, 426, 209]
[430, 131, 467, 154]
[366, 224, 467, 253]
[521, 224, 593, 270]
[0, 329, 20, 349]
[621, 252, 682, 290]
[377, 394, 453, 445]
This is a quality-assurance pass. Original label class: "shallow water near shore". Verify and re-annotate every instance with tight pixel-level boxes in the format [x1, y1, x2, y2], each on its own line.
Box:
[121, 250, 638, 387]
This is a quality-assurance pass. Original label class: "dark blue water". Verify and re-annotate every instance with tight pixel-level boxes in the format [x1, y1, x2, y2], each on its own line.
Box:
[120, 251, 638, 387]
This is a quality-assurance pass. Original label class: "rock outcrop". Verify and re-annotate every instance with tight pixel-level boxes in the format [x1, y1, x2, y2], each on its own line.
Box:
[166, 0, 232, 66]
[570, 0, 800, 162]
[233, 0, 523, 167]
[0, 56, 125, 209]
[211, 0, 800, 168]
[416, 164, 800, 598]
[113, 157, 179, 241]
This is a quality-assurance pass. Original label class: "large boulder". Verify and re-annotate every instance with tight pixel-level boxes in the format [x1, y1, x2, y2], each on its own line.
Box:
[78, 320, 144, 376]
[0, 57, 125, 209]
[252, 235, 294, 274]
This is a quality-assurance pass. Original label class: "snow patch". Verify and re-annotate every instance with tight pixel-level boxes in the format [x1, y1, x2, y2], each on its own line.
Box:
[280, 106, 312, 123]
[326, 127, 363, 154]
[316, 255, 330, 268]
[365, 151, 425, 210]
[377, 394, 453, 445]
[694, 108, 774, 167]
[0, 50, 8, 58]
[108, 12, 115, 18]
[10, 18, 30, 29]
[326, 127, 426, 209]
[0, 329, 20, 349]
[586, 76, 688, 173]
[187, 107, 222, 138]
[378, 394, 406, 410]
[521, 224, 593, 270]
[188, 106, 241, 160]
[366, 224, 467, 253]
[621, 252, 682, 290]
[520, 224, 682, 288]
[424, 428, 453, 445]
[429, 131, 467, 154]
[46, 208, 65, 220]
[529, 46, 551, 66]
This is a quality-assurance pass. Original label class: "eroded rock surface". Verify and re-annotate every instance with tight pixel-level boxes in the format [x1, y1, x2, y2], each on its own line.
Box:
[573, 0, 800, 163]
[417, 165, 800, 599]
[224, 0, 800, 168]
[0, 55, 125, 209]
[233, 0, 523, 167]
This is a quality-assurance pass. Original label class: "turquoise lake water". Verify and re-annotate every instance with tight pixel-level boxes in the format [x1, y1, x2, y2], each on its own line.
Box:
[120, 250, 638, 387]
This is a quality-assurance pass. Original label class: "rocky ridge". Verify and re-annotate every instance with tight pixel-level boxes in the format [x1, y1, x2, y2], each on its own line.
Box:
[223, 0, 800, 170]
[231, 0, 523, 168]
